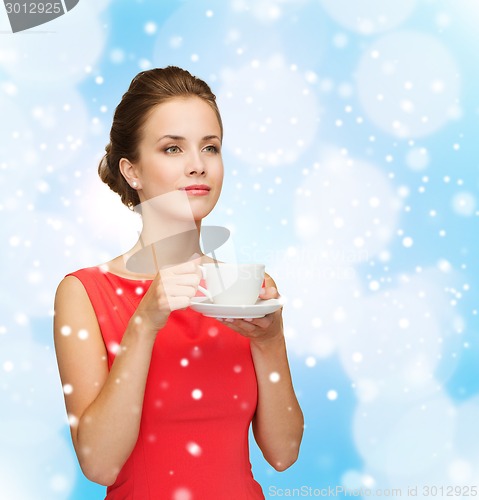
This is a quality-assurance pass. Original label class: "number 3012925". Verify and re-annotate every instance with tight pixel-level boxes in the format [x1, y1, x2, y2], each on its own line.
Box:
[5, 3, 62, 14]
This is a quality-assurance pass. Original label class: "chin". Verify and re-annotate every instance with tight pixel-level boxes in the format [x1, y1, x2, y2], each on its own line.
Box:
[191, 207, 215, 222]
[188, 198, 219, 220]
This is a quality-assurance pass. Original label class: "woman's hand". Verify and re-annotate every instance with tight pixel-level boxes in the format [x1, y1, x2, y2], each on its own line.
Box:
[217, 284, 303, 471]
[133, 258, 202, 334]
[216, 286, 283, 345]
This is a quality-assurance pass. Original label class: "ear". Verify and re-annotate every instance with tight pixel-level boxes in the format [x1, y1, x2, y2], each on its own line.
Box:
[119, 158, 142, 190]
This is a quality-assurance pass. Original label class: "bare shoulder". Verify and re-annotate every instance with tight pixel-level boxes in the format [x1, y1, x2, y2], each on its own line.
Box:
[54, 274, 100, 324]
[55, 274, 87, 303]
[54, 274, 104, 346]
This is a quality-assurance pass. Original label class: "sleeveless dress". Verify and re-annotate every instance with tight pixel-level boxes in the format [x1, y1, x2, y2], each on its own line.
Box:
[66, 266, 265, 500]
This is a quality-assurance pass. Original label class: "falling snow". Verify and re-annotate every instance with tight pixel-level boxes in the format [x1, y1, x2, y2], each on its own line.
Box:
[305, 356, 316, 367]
[173, 488, 193, 500]
[1, 0, 478, 498]
[77, 329, 89, 340]
[62, 384, 73, 395]
[60, 325, 72, 336]
[269, 372, 281, 383]
[191, 389, 203, 400]
[186, 441, 202, 457]
[327, 390, 338, 401]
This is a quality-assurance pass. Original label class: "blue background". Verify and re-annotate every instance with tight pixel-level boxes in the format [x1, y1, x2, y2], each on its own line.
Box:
[0, 0, 478, 498]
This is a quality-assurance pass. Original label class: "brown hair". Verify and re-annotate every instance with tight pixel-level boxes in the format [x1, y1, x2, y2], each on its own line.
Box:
[98, 66, 223, 209]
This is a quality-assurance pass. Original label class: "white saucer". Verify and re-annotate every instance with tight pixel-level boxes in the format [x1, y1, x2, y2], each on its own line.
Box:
[190, 297, 283, 319]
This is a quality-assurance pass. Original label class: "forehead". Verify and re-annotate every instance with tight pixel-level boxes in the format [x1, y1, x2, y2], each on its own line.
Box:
[142, 97, 221, 137]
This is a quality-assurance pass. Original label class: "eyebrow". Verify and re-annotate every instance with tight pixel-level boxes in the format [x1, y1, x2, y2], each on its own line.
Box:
[156, 134, 221, 143]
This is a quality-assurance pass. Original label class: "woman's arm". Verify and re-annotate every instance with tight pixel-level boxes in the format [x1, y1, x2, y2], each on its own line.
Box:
[217, 275, 304, 471]
[54, 275, 156, 485]
[53, 262, 201, 486]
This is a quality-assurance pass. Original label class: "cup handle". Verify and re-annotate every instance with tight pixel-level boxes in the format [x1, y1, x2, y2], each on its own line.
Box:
[197, 265, 212, 300]
[197, 284, 212, 300]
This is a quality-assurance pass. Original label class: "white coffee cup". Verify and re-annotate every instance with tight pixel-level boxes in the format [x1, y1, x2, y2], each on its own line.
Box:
[198, 263, 265, 305]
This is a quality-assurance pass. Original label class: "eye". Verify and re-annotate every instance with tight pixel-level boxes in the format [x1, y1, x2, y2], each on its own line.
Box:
[165, 145, 181, 154]
[203, 145, 219, 154]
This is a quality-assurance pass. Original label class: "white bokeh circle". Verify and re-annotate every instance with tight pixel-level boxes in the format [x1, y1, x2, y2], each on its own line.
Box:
[406, 147, 430, 171]
[90, 0, 113, 12]
[153, 0, 327, 73]
[218, 56, 319, 167]
[231, 0, 309, 23]
[356, 32, 461, 138]
[451, 191, 476, 217]
[0, 94, 38, 193]
[349, 269, 461, 399]
[455, 396, 479, 465]
[294, 152, 400, 257]
[15, 86, 89, 171]
[268, 243, 361, 359]
[354, 395, 456, 477]
[320, 0, 416, 35]
[0, 422, 75, 499]
[0, 339, 67, 428]
[74, 172, 143, 258]
[0, 210, 98, 316]
[337, 274, 447, 403]
[152, 0, 230, 77]
[0, 1, 106, 84]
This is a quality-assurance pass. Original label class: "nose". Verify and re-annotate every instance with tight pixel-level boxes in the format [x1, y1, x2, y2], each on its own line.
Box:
[186, 151, 206, 176]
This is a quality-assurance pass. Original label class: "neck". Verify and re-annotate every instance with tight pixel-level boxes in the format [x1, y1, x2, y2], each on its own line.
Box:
[149, 227, 202, 268]
[123, 192, 203, 274]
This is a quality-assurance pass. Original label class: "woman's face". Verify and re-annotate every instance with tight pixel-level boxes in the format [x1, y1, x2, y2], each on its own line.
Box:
[130, 96, 224, 221]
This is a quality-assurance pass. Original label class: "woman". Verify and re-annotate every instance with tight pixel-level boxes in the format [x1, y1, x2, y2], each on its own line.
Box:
[54, 66, 303, 499]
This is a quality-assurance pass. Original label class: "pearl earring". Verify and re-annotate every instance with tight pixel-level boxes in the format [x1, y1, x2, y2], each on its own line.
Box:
[132, 181, 138, 189]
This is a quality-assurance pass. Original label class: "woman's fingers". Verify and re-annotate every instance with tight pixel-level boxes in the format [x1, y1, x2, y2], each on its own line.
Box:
[163, 284, 199, 298]
[136, 260, 204, 329]
[156, 262, 204, 312]
[161, 259, 202, 277]
[258, 286, 279, 300]
[161, 273, 201, 287]
[217, 314, 273, 329]
[165, 296, 191, 311]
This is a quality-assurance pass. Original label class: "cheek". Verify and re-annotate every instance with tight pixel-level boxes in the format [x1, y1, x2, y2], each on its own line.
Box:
[215, 162, 225, 183]
[213, 171, 223, 195]
[148, 170, 177, 189]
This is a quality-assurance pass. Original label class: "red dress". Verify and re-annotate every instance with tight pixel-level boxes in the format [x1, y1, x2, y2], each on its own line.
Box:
[67, 266, 265, 500]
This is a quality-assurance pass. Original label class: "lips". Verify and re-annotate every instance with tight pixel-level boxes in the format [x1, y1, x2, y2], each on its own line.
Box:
[179, 184, 211, 196]
[182, 184, 210, 191]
